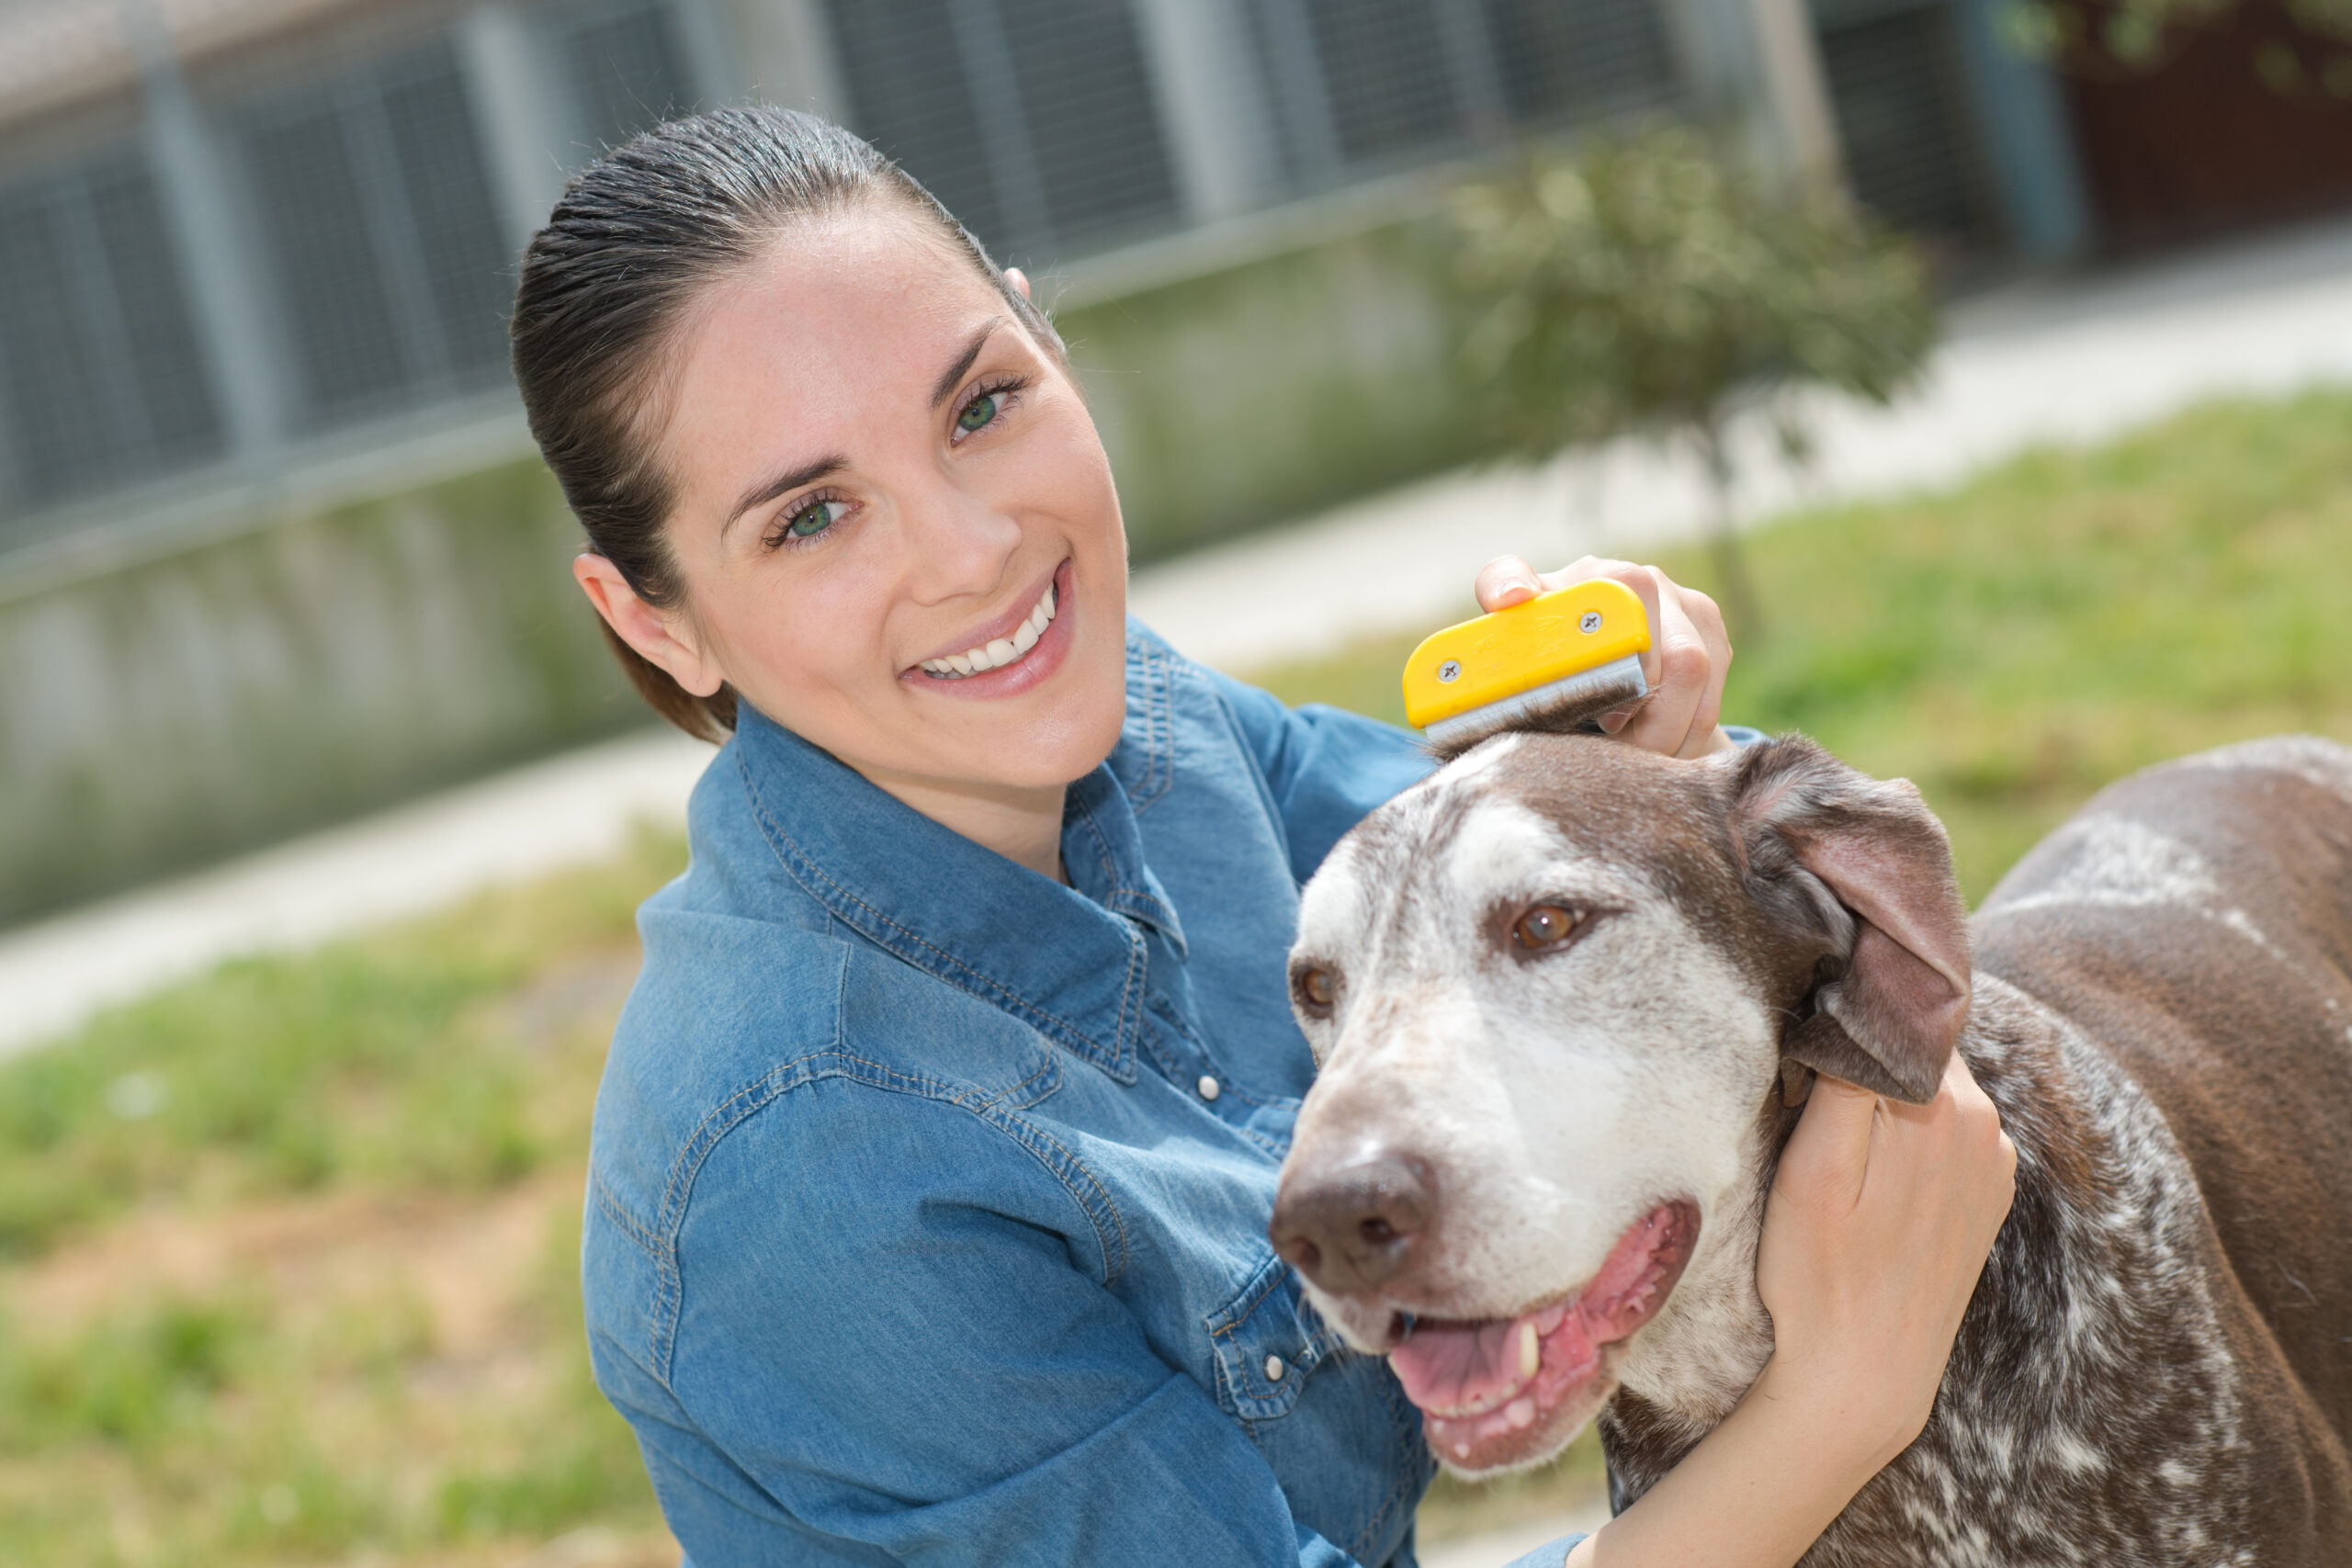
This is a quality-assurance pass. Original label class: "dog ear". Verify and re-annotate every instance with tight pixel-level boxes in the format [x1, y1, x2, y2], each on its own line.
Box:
[1729, 737, 1970, 1105]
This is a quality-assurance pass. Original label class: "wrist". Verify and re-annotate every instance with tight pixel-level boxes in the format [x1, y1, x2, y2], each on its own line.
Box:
[1745, 1353, 1922, 1484]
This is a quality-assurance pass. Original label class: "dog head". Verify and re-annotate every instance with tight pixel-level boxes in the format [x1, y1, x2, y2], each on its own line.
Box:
[1271, 732, 1969, 1475]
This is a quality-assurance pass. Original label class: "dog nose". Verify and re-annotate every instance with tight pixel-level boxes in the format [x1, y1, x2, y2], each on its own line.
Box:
[1270, 1150, 1432, 1292]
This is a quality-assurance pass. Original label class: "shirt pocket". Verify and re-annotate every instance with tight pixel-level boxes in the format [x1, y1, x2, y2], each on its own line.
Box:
[1204, 1249, 1343, 1423]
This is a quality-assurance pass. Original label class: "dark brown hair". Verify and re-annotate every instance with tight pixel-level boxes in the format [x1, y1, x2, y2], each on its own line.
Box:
[510, 107, 1061, 739]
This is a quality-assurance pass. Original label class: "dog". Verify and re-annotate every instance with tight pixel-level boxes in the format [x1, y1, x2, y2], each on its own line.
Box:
[1271, 728, 2352, 1563]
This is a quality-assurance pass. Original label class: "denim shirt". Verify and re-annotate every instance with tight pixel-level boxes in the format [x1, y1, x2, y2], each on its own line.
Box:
[584, 620, 1483, 1567]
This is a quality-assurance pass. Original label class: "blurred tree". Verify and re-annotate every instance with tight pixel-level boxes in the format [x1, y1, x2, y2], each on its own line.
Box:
[1445, 127, 1937, 638]
[2000, 0, 2352, 92]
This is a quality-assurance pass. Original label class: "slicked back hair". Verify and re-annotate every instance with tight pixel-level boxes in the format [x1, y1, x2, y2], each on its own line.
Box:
[510, 107, 1061, 739]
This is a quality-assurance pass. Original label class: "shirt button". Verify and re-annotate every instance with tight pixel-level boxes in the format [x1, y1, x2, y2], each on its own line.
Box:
[1264, 1354, 1286, 1382]
[1196, 1075, 1220, 1101]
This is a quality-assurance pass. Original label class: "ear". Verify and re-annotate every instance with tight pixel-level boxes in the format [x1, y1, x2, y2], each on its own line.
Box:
[1729, 737, 1970, 1104]
[573, 554, 727, 699]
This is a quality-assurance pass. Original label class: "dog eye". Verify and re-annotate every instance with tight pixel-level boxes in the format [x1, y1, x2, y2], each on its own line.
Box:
[1293, 964, 1338, 1017]
[1512, 905, 1585, 950]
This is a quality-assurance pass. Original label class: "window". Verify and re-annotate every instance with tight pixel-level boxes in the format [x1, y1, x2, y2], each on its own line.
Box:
[231, 36, 509, 431]
[822, 0, 1181, 262]
[0, 144, 221, 519]
[1815, 0, 1997, 244]
[544, 0, 693, 155]
[1485, 0, 1680, 123]
[1300, 0, 1464, 162]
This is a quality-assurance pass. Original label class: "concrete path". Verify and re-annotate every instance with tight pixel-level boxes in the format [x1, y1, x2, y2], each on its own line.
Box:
[0, 728, 715, 1055]
[1129, 210, 2352, 670]
[8, 212, 2352, 1056]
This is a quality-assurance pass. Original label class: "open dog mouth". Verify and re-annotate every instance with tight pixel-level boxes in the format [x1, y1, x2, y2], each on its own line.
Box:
[1388, 1201, 1698, 1473]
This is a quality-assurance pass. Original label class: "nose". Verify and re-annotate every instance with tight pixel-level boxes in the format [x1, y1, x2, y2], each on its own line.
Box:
[899, 477, 1022, 607]
[1269, 1149, 1432, 1293]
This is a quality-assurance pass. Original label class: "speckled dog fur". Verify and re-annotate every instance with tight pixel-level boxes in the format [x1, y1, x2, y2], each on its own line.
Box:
[1283, 733, 2352, 1565]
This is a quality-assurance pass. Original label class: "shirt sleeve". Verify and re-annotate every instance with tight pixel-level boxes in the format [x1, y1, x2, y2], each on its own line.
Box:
[1498, 1536, 1588, 1567]
[1197, 667, 1435, 886]
[624, 1077, 1374, 1568]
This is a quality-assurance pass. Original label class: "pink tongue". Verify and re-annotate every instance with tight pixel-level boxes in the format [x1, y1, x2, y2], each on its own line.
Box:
[1389, 1315, 1528, 1413]
[1387, 1206, 1685, 1416]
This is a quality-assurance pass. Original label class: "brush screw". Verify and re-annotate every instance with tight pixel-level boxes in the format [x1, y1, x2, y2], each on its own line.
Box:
[1579, 610, 1602, 633]
[1437, 660, 1461, 682]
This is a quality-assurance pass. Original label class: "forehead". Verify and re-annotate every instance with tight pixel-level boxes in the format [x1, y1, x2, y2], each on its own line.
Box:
[661, 211, 1006, 445]
[1304, 737, 1740, 945]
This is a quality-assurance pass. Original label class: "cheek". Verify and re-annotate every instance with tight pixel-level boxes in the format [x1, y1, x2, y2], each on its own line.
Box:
[717, 557, 888, 691]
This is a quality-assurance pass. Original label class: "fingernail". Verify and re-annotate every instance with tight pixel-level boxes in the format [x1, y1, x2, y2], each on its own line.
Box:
[1598, 710, 1630, 734]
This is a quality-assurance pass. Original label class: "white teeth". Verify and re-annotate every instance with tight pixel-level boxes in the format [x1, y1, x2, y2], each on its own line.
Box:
[1518, 1321, 1540, 1380]
[1506, 1397, 1535, 1429]
[920, 578, 1060, 678]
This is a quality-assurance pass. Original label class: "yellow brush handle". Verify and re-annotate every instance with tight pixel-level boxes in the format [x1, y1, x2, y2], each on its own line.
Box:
[1402, 579, 1652, 732]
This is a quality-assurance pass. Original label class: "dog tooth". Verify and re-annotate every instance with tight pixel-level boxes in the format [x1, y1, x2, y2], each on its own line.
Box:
[949, 655, 975, 675]
[1518, 1321, 1540, 1379]
[1012, 619, 1040, 655]
[964, 646, 990, 671]
[986, 637, 1017, 665]
[1536, 1304, 1566, 1335]
[1506, 1397, 1535, 1429]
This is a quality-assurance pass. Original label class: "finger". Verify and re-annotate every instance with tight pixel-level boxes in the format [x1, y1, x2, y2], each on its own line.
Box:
[1777, 1072, 1880, 1213]
[1475, 555, 1544, 612]
[1534, 555, 1607, 595]
[1614, 571, 1708, 754]
[1676, 587, 1732, 757]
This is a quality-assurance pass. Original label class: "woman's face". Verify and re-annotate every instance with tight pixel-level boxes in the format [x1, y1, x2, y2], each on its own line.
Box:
[636, 207, 1129, 799]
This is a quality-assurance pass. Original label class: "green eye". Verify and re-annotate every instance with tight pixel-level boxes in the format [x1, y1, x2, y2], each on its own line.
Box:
[786, 500, 839, 538]
[956, 392, 998, 433]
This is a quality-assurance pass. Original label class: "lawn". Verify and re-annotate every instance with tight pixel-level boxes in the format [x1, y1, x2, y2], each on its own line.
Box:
[1254, 389, 2352, 904]
[2, 389, 2346, 1564]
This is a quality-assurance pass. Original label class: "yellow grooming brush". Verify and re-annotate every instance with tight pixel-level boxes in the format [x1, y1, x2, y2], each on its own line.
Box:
[1402, 579, 1652, 752]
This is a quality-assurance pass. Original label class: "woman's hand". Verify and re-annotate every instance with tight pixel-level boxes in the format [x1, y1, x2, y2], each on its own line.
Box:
[1471, 556, 1733, 759]
[1562, 1055, 2015, 1568]
[1754, 1053, 2018, 1472]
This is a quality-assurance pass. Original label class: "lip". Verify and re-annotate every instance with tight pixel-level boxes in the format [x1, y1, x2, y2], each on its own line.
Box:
[900, 558, 1074, 700]
[1389, 1200, 1699, 1477]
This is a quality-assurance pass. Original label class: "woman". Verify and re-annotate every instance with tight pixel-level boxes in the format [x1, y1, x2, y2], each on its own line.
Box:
[512, 107, 2014, 1567]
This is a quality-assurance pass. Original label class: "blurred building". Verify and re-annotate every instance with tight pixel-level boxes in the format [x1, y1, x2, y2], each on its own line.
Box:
[0, 0, 2332, 921]
[0, 0, 2066, 560]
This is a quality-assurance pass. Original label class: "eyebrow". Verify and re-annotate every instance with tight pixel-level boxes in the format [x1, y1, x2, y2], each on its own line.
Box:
[724, 453, 848, 536]
[720, 319, 1008, 537]
[931, 318, 1003, 410]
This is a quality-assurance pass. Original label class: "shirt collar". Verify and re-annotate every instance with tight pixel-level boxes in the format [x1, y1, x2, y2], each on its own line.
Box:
[724, 705, 1186, 1081]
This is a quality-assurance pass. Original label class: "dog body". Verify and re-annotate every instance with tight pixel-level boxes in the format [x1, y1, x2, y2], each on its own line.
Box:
[1273, 734, 2352, 1564]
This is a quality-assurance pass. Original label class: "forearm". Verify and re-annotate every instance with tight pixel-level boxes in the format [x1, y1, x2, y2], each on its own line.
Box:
[1562, 1359, 1901, 1568]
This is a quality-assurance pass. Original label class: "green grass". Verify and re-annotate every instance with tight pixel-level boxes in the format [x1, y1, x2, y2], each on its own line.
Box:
[6, 389, 2349, 1562]
[0, 833, 685, 1567]
[0, 832, 683, 1262]
[1255, 389, 2352, 903]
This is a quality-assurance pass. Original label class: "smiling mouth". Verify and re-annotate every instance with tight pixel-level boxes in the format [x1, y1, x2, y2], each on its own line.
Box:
[1388, 1201, 1698, 1473]
[918, 572, 1059, 680]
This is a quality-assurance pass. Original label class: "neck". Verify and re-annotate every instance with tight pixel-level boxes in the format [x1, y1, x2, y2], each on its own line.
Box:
[858, 764, 1069, 883]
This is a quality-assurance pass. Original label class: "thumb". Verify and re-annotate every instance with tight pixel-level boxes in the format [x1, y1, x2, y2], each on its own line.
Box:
[1776, 1072, 1880, 1214]
[1474, 555, 1544, 611]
